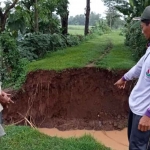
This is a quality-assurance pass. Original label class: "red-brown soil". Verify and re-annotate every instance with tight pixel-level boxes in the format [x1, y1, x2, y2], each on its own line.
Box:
[3, 68, 135, 131]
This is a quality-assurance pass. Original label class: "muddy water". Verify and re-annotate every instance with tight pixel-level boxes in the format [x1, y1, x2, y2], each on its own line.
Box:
[39, 128, 128, 150]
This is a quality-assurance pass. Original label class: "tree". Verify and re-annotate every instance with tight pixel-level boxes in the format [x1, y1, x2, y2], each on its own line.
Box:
[105, 0, 150, 22]
[115, 0, 140, 22]
[68, 12, 101, 26]
[5, 0, 60, 34]
[68, 15, 85, 25]
[84, 0, 90, 36]
[3, 0, 35, 34]
[89, 12, 101, 26]
[34, 0, 39, 32]
[102, 0, 121, 29]
[39, 0, 59, 33]
[105, 8, 120, 28]
[113, 17, 125, 29]
[20, 0, 35, 33]
[57, 0, 69, 35]
[0, 0, 18, 33]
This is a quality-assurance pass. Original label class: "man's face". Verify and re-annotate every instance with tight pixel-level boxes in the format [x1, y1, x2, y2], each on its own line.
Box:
[141, 22, 150, 39]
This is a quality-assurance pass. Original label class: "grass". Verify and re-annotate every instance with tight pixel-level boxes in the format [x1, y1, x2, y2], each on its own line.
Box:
[0, 126, 111, 150]
[68, 25, 92, 35]
[68, 25, 85, 35]
[68, 25, 85, 30]
[27, 35, 109, 72]
[27, 31, 135, 72]
[68, 29, 84, 35]
[96, 31, 135, 70]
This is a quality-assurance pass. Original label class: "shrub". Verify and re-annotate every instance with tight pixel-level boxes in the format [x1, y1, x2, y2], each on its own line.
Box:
[0, 32, 28, 88]
[90, 20, 111, 35]
[19, 33, 52, 61]
[19, 33, 84, 61]
[125, 21, 147, 61]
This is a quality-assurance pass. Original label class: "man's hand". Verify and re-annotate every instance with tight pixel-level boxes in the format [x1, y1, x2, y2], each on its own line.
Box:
[2, 91, 13, 103]
[114, 78, 127, 89]
[1, 91, 11, 98]
[0, 91, 14, 108]
[138, 116, 150, 132]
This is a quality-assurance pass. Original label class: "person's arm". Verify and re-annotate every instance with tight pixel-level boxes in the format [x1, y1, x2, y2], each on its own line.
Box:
[114, 56, 144, 89]
[123, 56, 144, 81]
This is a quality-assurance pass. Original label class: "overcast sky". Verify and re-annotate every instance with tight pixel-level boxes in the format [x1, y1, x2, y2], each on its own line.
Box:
[69, 0, 107, 17]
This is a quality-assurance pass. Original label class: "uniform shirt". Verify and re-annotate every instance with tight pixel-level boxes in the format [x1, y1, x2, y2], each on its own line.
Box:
[124, 47, 150, 116]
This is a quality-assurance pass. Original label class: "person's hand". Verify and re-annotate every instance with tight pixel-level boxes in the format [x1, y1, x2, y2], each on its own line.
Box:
[0, 92, 14, 108]
[2, 91, 11, 96]
[138, 115, 150, 132]
[114, 78, 126, 89]
[2, 91, 11, 98]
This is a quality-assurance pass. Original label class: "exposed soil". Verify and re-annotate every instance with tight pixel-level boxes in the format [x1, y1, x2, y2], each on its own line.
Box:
[3, 68, 135, 131]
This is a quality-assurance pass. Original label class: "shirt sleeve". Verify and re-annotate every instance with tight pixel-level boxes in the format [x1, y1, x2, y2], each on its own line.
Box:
[145, 108, 150, 117]
[123, 56, 144, 81]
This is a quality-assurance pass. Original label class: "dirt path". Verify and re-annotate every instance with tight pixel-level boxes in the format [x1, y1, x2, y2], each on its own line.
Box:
[39, 128, 128, 150]
[86, 40, 113, 67]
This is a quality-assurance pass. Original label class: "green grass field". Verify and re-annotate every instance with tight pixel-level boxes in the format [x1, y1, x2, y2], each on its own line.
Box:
[96, 31, 135, 70]
[68, 25, 92, 35]
[0, 126, 110, 150]
[27, 31, 135, 72]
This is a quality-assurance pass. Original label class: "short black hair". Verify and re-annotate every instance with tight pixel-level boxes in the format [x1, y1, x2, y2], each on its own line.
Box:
[141, 19, 150, 26]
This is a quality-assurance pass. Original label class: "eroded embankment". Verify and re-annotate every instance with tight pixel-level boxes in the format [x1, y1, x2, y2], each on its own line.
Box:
[3, 68, 135, 131]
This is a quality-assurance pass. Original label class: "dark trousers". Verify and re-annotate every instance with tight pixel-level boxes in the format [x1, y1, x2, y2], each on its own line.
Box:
[128, 110, 150, 150]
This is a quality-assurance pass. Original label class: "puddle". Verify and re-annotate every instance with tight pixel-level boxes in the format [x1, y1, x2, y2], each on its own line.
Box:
[39, 128, 128, 150]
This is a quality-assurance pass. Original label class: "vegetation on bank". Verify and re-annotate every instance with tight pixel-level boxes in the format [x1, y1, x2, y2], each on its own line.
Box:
[0, 126, 111, 150]
[27, 31, 135, 72]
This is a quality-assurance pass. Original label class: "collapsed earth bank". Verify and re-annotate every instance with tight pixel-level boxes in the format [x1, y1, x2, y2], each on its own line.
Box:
[4, 68, 134, 131]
